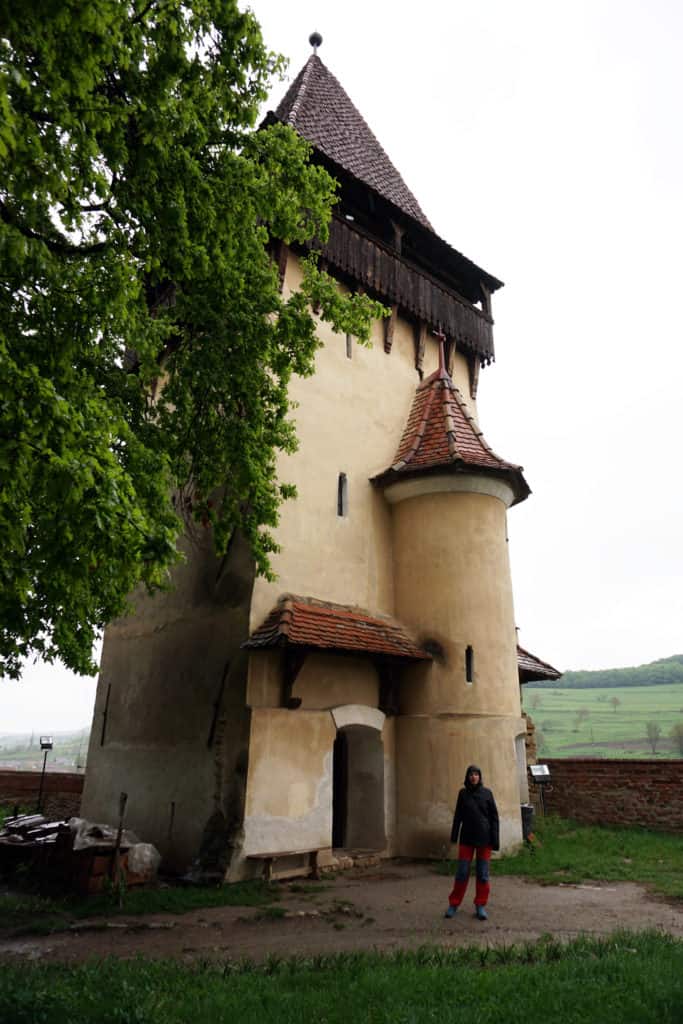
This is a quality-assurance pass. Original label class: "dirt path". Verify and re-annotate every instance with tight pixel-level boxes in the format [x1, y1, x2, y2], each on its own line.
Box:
[2, 863, 682, 965]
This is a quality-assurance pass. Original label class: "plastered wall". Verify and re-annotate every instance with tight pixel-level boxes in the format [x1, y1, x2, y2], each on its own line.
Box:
[248, 255, 479, 633]
[247, 650, 379, 711]
[395, 714, 527, 857]
[82, 530, 255, 872]
[392, 490, 520, 717]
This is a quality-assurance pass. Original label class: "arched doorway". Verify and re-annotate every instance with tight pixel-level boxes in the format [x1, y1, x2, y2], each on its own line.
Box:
[332, 724, 385, 852]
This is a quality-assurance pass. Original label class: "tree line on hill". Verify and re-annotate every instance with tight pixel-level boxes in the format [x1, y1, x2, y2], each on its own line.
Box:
[526, 654, 683, 689]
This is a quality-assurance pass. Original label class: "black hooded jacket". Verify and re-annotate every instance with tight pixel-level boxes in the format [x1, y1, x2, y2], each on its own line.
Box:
[450, 765, 500, 850]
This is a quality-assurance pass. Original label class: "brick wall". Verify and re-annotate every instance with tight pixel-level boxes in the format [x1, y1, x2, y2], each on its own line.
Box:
[0, 770, 84, 821]
[531, 759, 683, 833]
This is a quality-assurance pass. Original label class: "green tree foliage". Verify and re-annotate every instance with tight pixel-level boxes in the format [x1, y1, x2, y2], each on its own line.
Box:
[671, 722, 683, 756]
[527, 655, 683, 689]
[572, 707, 590, 731]
[0, 1, 385, 679]
[645, 721, 662, 754]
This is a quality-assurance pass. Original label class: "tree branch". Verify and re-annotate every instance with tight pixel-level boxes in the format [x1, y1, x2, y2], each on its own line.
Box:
[0, 200, 109, 256]
[131, 0, 159, 26]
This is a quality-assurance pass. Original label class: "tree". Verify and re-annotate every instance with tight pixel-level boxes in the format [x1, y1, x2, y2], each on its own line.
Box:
[609, 696, 621, 713]
[0, 2, 384, 679]
[645, 721, 662, 755]
[573, 707, 590, 732]
[671, 722, 683, 756]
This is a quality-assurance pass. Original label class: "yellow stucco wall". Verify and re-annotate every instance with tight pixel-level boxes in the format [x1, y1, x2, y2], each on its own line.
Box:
[243, 708, 336, 855]
[246, 651, 379, 711]
[240, 705, 398, 871]
[248, 254, 479, 634]
[294, 654, 379, 710]
[395, 715, 527, 857]
[392, 490, 520, 717]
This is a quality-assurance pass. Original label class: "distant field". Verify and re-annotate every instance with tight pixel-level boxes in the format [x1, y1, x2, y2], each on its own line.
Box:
[3, 685, 683, 769]
[0, 729, 89, 772]
[522, 683, 683, 759]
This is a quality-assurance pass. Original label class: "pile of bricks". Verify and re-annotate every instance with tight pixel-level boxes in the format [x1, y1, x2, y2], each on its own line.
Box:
[0, 813, 154, 894]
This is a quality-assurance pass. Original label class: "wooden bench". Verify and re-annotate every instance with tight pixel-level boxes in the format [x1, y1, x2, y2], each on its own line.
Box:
[247, 848, 320, 882]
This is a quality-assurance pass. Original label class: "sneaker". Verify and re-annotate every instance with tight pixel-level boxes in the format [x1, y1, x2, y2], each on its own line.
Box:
[475, 906, 488, 921]
[444, 905, 457, 918]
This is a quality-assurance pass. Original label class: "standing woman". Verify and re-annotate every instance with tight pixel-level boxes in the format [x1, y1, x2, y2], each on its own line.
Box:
[445, 764, 499, 920]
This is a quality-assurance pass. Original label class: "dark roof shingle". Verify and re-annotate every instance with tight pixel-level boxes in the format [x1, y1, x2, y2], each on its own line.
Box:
[517, 645, 562, 683]
[245, 595, 431, 662]
[274, 55, 433, 230]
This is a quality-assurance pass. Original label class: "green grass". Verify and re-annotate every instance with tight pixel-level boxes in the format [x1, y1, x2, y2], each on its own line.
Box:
[479, 816, 681, 900]
[0, 933, 680, 1023]
[523, 682, 683, 758]
[0, 879, 282, 936]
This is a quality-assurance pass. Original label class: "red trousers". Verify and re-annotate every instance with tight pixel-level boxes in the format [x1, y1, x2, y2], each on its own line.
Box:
[448, 844, 491, 907]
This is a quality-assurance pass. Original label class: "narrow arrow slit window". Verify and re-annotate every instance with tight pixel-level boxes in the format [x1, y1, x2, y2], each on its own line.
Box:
[465, 645, 474, 684]
[337, 473, 348, 517]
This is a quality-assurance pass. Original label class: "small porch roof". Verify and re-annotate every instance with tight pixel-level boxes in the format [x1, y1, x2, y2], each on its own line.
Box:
[244, 595, 432, 663]
[517, 645, 562, 683]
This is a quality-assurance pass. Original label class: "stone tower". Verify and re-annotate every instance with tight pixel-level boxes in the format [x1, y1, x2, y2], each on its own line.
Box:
[81, 45, 559, 879]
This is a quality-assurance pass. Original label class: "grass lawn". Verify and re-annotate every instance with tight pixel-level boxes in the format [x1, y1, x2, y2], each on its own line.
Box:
[0, 932, 681, 1023]
[439, 816, 683, 901]
[522, 682, 683, 758]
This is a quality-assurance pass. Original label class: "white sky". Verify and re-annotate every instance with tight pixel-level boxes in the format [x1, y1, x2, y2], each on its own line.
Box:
[2, 0, 682, 732]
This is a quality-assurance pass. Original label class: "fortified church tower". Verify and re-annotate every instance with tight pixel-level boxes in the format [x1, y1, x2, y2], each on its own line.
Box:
[82, 38, 559, 880]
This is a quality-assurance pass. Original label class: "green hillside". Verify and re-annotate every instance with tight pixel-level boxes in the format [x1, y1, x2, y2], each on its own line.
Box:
[523, 682, 683, 759]
[527, 653, 683, 689]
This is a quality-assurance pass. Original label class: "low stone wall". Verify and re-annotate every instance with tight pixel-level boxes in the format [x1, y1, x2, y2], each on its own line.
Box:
[532, 758, 683, 833]
[0, 770, 84, 821]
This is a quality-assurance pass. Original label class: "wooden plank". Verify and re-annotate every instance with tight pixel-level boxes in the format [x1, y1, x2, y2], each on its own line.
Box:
[247, 848, 320, 882]
[383, 304, 398, 353]
[414, 321, 427, 378]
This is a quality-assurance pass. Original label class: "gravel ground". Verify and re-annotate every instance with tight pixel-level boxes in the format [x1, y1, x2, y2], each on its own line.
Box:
[2, 862, 681, 965]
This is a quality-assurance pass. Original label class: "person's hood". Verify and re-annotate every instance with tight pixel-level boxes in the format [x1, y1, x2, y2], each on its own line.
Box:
[464, 764, 483, 789]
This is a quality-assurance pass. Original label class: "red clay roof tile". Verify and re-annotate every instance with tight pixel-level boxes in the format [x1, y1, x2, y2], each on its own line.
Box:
[245, 595, 431, 662]
[373, 355, 530, 505]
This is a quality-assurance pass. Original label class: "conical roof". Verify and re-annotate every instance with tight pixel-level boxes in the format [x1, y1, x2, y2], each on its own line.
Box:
[373, 352, 530, 505]
[274, 55, 433, 230]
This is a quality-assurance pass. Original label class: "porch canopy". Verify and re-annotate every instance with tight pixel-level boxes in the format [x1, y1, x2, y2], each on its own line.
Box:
[244, 594, 431, 711]
[517, 644, 562, 684]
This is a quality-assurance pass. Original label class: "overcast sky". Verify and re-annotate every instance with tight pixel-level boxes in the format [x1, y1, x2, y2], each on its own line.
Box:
[2, 0, 682, 733]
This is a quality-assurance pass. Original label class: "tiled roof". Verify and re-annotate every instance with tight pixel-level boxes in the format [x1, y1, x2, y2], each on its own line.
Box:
[244, 595, 431, 662]
[373, 353, 530, 504]
[517, 645, 562, 683]
[274, 55, 433, 230]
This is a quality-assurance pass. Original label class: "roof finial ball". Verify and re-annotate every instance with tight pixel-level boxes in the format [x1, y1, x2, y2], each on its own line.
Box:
[309, 31, 323, 55]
